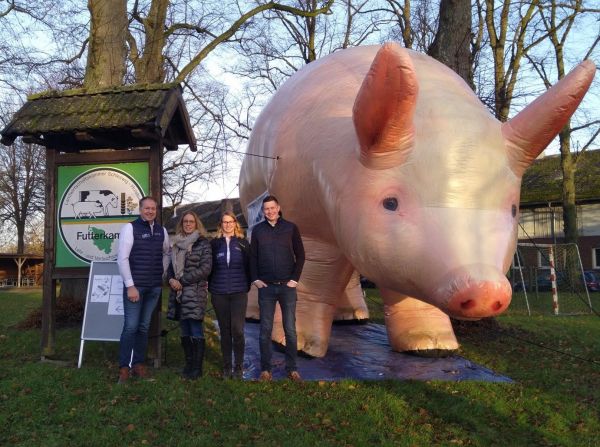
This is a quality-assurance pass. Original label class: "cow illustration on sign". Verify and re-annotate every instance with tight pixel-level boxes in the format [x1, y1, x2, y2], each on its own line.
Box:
[80, 190, 119, 216]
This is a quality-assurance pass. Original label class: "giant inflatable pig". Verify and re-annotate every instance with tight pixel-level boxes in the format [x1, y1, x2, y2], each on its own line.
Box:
[239, 43, 596, 357]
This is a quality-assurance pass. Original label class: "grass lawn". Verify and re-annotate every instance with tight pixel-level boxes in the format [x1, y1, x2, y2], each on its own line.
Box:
[0, 287, 599, 446]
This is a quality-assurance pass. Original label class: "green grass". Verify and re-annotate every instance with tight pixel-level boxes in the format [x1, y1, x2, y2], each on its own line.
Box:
[509, 288, 600, 316]
[1, 287, 599, 446]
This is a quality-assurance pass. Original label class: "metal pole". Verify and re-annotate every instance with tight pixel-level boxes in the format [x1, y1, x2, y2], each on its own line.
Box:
[516, 247, 530, 316]
[549, 202, 557, 245]
[549, 246, 559, 315]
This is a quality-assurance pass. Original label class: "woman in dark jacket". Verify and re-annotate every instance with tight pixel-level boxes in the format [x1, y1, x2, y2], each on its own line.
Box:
[167, 211, 212, 379]
[209, 211, 250, 379]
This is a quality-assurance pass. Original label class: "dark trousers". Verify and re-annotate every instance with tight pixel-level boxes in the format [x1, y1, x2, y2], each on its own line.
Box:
[258, 284, 298, 373]
[211, 292, 248, 369]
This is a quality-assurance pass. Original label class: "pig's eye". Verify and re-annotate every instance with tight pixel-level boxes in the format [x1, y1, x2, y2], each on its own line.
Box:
[512, 204, 517, 217]
[383, 197, 398, 211]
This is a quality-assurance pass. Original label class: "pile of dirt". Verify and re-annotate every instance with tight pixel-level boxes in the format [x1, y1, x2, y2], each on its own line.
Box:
[16, 297, 84, 329]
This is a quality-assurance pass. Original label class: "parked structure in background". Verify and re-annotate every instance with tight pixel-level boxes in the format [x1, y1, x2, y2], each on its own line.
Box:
[0, 253, 43, 287]
[510, 150, 600, 317]
[518, 149, 600, 271]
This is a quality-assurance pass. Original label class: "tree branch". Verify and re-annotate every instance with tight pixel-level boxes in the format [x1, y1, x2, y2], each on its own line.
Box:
[175, 0, 334, 83]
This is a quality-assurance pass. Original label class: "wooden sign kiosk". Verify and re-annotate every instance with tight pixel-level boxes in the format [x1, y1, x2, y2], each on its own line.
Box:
[0, 84, 196, 363]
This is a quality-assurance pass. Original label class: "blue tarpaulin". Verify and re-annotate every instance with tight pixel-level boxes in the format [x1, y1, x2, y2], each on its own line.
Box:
[237, 321, 512, 382]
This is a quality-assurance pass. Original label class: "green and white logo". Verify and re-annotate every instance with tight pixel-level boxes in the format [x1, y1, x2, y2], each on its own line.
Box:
[57, 166, 146, 265]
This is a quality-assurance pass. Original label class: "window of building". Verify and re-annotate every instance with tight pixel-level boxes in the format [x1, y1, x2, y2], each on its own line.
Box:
[538, 248, 564, 268]
[538, 250, 550, 268]
[593, 248, 600, 269]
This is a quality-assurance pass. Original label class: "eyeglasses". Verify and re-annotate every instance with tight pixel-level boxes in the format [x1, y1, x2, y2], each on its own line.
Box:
[222, 221, 235, 225]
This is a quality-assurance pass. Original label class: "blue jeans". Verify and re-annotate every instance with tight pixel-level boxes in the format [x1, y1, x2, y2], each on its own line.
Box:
[119, 286, 162, 368]
[258, 284, 297, 372]
[180, 318, 204, 338]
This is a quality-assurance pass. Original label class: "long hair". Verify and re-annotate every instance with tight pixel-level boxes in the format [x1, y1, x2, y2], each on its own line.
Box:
[216, 211, 245, 238]
[175, 211, 207, 237]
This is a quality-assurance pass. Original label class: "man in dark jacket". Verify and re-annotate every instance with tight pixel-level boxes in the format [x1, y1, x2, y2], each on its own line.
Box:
[116, 196, 170, 384]
[250, 195, 305, 381]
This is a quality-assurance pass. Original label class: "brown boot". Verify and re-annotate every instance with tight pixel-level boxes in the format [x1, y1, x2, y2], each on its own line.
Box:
[131, 363, 149, 379]
[117, 367, 130, 384]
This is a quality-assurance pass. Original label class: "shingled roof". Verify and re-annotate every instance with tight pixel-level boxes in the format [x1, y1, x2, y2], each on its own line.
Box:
[520, 149, 600, 206]
[0, 83, 196, 151]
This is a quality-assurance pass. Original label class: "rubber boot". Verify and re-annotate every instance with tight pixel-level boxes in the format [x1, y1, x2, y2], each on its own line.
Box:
[181, 336, 193, 378]
[188, 337, 205, 380]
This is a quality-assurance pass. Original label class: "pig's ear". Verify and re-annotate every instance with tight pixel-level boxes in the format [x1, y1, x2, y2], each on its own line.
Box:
[353, 43, 418, 170]
[503, 59, 596, 177]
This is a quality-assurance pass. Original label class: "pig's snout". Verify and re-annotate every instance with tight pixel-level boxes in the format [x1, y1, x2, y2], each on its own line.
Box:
[436, 265, 512, 319]
[447, 280, 512, 318]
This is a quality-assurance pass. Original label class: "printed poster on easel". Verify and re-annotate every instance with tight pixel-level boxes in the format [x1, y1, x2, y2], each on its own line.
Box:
[78, 261, 126, 368]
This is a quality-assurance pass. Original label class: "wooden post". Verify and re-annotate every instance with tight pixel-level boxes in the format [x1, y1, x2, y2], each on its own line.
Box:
[14, 256, 26, 288]
[148, 142, 164, 367]
[41, 148, 57, 358]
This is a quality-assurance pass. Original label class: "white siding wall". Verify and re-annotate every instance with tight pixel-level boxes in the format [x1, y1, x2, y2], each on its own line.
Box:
[518, 203, 600, 239]
[580, 204, 600, 236]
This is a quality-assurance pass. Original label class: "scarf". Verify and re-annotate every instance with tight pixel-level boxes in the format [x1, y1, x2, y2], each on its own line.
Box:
[170, 232, 200, 281]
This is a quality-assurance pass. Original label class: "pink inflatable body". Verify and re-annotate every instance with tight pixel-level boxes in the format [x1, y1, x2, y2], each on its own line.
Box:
[239, 43, 596, 357]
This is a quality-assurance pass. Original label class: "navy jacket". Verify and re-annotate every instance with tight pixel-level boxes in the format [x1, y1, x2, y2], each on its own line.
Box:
[249, 217, 305, 283]
[209, 236, 250, 294]
[129, 217, 165, 287]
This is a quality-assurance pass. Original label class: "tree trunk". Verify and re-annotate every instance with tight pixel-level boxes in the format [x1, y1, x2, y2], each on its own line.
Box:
[132, 0, 168, 83]
[16, 219, 25, 254]
[60, 0, 128, 304]
[428, 0, 473, 88]
[560, 127, 578, 244]
[84, 0, 128, 88]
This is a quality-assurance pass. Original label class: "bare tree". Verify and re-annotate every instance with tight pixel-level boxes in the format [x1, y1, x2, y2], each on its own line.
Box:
[0, 1, 336, 207]
[230, 1, 382, 94]
[0, 139, 45, 254]
[378, 0, 440, 51]
[427, 0, 473, 87]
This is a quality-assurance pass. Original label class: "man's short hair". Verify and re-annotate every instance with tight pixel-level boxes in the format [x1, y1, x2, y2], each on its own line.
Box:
[139, 196, 157, 207]
[262, 195, 279, 205]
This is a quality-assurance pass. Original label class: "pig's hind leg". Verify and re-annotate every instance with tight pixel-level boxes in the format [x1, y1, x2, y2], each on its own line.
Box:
[333, 270, 369, 321]
[380, 288, 459, 356]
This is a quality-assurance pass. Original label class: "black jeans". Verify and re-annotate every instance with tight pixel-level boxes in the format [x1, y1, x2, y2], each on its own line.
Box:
[211, 292, 248, 369]
[258, 284, 298, 373]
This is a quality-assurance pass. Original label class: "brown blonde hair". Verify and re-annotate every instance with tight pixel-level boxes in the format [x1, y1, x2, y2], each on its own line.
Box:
[175, 211, 207, 237]
[216, 211, 245, 238]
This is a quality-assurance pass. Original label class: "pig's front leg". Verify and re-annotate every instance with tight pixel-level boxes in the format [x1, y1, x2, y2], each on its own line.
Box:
[245, 287, 260, 320]
[333, 270, 369, 321]
[271, 237, 354, 357]
[380, 288, 459, 356]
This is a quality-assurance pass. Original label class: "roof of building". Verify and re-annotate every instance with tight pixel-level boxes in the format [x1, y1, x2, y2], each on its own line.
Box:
[0, 83, 196, 151]
[0, 253, 43, 260]
[162, 198, 247, 234]
[521, 149, 600, 206]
